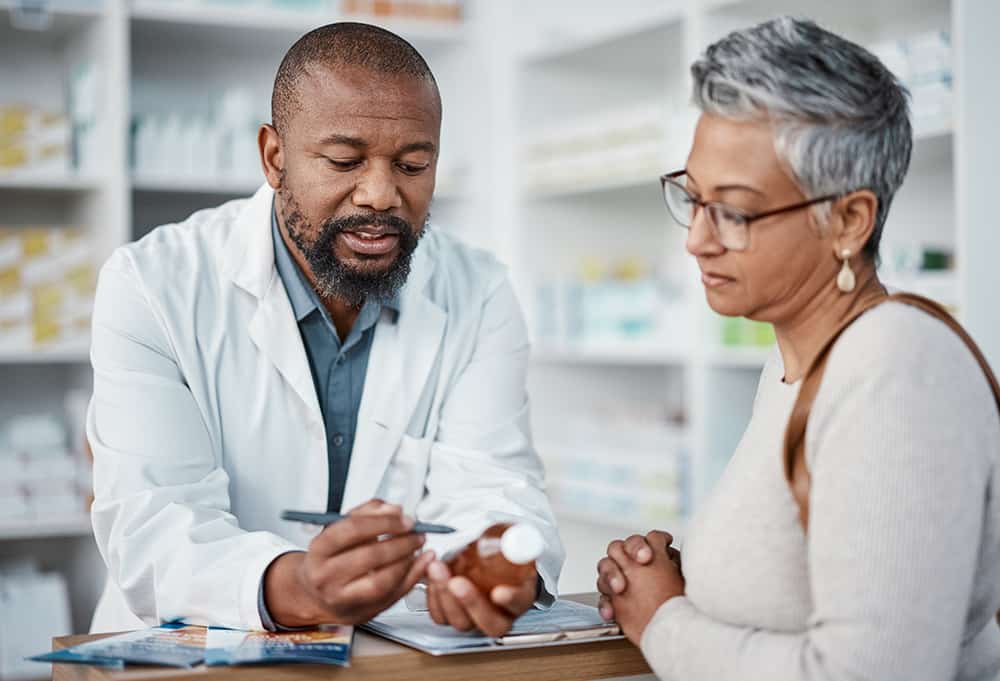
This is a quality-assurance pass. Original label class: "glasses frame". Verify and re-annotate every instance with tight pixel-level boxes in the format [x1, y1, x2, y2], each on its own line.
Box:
[659, 169, 848, 251]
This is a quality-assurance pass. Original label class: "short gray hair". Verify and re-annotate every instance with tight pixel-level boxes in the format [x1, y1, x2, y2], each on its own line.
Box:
[691, 16, 912, 259]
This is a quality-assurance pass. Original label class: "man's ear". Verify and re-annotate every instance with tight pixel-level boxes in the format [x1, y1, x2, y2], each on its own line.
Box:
[831, 189, 878, 257]
[258, 124, 284, 190]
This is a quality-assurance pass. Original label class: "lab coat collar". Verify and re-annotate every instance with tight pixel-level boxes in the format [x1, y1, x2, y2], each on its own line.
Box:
[222, 184, 435, 308]
[222, 184, 445, 510]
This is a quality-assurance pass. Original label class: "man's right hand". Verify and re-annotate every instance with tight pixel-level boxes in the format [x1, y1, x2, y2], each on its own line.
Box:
[264, 499, 435, 627]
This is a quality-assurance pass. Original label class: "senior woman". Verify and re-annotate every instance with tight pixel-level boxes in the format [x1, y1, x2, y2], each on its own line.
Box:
[596, 17, 1000, 681]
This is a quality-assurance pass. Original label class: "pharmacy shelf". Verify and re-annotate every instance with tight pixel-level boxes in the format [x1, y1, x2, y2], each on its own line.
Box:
[129, 0, 465, 44]
[707, 0, 949, 30]
[131, 174, 261, 195]
[0, 347, 91, 364]
[524, 174, 660, 201]
[0, 0, 104, 37]
[519, 5, 684, 66]
[532, 343, 688, 367]
[705, 346, 773, 369]
[0, 515, 93, 541]
[0, 172, 103, 193]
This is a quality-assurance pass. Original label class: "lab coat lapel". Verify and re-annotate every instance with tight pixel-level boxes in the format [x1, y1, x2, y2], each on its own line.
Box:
[224, 184, 324, 427]
[341, 257, 446, 511]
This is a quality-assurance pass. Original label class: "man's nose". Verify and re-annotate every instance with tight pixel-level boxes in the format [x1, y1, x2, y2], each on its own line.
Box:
[352, 162, 402, 212]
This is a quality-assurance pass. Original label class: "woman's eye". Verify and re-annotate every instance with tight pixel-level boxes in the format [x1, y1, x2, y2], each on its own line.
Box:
[719, 207, 746, 225]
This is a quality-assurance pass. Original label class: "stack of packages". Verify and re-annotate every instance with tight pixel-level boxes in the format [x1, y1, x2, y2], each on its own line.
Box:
[0, 412, 89, 524]
[341, 0, 463, 22]
[0, 105, 72, 177]
[0, 227, 96, 353]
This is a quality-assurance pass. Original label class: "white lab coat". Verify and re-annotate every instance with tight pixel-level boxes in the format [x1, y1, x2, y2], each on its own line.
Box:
[87, 184, 564, 632]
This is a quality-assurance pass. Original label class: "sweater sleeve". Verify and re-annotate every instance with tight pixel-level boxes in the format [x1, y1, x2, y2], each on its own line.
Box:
[639, 306, 994, 681]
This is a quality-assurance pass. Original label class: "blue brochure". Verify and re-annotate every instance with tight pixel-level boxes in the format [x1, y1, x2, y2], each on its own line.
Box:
[30, 622, 207, 669]
[204, 625, 353, 666]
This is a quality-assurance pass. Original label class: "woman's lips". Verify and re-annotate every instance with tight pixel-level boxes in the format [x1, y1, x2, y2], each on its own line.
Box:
[701, 271, 735, 288]
[339, 231, 400, 256]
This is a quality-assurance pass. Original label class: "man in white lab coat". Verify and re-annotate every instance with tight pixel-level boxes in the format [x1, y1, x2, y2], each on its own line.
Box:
[88, 22, 563, 634]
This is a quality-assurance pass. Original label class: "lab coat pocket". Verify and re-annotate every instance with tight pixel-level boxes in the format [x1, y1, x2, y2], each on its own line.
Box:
[377, 434, 432, 514]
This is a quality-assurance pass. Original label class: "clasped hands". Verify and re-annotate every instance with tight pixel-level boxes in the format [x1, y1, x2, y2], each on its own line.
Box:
[596, 530, 686, 645]
[263, 499, 537, 636]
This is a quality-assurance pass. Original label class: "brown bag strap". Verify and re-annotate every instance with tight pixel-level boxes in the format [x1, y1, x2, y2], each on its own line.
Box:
[780, 292, 1000, 624]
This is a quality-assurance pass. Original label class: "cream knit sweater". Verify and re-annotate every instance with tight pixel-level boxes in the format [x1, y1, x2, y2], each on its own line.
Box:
[640, 302, 1000, 681]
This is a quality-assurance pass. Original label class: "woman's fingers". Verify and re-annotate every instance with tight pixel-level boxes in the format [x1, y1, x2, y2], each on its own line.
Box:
[597, 556, 627, 595]
[598, 593, 615, 622]
[624, 534, 653, 564]
[645, 530, 674, 552]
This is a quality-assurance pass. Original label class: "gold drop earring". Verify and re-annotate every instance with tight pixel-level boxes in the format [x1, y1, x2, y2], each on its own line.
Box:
[837, 248, 856, 293]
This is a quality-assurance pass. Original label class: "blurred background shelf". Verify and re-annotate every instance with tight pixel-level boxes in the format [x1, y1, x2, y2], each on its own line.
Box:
[532, 344, 688, 367]
[0, 348, 91, 365]
[129, 0, 465, 47]
[0, 516, 93, 541]
[131, 174, 261, 195]
[0, 173, 103, 192]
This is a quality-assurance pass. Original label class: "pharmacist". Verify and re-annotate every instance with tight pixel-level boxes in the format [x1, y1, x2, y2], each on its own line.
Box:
[87, 22, 563, 635]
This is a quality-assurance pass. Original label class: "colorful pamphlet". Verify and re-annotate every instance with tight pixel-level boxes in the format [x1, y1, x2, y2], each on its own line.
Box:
[30, 622, 354, 670]
[30, 622, 207, 669]
[204, 624, 354, 666]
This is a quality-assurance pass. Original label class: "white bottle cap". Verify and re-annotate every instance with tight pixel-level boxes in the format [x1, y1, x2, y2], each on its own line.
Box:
[500, 523, 545, 565]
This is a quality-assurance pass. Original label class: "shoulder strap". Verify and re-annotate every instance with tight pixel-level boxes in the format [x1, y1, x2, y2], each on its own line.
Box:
[780, 292, 1000, 624]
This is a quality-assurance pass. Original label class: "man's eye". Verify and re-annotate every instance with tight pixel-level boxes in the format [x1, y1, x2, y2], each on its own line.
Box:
[327, 159, 360, 170]
[397, 163, 428, 175]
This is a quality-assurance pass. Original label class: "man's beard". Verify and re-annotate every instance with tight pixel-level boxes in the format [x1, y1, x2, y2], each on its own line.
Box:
[279, 189, 425, 308]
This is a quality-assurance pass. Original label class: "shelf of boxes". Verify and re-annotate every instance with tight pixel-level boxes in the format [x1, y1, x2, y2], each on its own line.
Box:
[129, 0, 465, 42]
[0, 227, 98, 357]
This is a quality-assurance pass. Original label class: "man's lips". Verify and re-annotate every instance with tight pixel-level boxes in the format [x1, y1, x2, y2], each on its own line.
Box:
[339, 230, 400, 256]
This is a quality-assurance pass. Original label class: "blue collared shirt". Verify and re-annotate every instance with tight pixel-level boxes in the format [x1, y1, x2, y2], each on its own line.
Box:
[259, 203, 399, 630]
[271, 205, 399, 513]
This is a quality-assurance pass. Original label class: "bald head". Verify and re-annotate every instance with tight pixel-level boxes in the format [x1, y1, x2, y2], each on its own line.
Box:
[271, 22, 441, 136]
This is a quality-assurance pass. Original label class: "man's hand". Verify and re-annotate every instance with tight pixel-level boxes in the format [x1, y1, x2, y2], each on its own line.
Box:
[596, 530, 681, 622]
[264, 499, 435, 627]
[596, 530, 684, 645]
[425, 560, 538, 637]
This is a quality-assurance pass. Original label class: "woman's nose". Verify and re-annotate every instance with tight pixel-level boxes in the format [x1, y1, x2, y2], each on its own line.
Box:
[686, 206, 725, 257]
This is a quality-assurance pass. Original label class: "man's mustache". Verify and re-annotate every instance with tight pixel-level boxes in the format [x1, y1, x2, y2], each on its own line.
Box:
[321, 213, 414, 237]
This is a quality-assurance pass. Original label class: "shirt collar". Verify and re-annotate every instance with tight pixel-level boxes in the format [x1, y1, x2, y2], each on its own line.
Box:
[271, 201, 400, 323]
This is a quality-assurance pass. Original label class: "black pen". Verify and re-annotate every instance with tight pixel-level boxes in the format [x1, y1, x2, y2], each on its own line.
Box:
[281, 510, 456, 534]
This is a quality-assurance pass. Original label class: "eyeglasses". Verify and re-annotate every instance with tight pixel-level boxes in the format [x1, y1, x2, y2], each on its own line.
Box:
[659, 170, 845, 252]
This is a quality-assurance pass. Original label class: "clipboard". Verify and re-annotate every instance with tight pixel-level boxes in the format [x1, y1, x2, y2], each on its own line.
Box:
[360, 599, 624, 656]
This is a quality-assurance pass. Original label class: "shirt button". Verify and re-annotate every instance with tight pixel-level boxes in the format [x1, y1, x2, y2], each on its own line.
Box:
[333, 434, 345, 447]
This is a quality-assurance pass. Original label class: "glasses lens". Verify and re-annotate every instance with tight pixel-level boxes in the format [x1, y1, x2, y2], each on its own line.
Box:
[663, 178, 695, 227]
[706, 204, 750, 251]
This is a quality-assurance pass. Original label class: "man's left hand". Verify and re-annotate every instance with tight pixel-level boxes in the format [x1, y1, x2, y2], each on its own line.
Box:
[425, 560, 537, 637]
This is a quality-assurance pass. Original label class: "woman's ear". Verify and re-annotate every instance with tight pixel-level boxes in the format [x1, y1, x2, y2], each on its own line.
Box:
[258, 124, 284, 190]
[831, 189, 878, 256]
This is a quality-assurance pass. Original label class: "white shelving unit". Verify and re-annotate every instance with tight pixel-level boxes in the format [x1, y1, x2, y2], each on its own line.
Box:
[3, 0, 997, 632]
